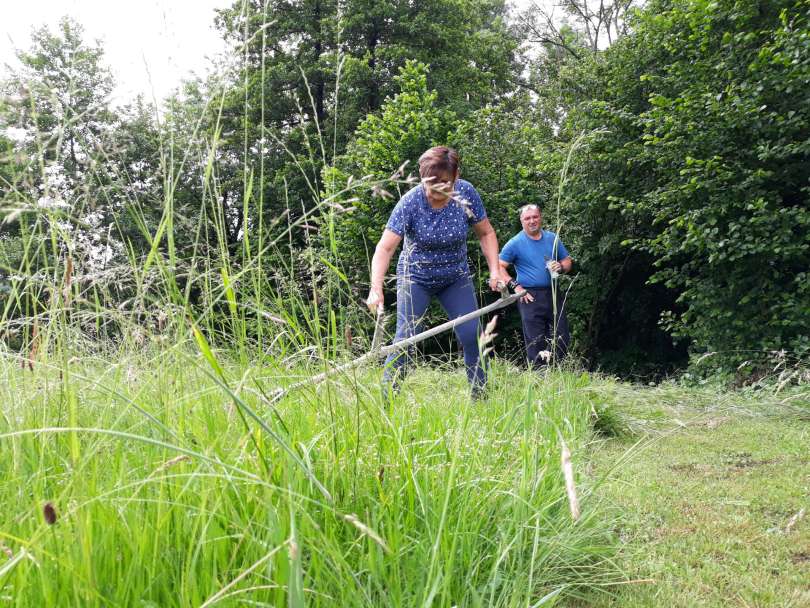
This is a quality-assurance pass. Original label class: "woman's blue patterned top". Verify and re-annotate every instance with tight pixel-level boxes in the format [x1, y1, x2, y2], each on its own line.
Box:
[386, 179, 487, 286]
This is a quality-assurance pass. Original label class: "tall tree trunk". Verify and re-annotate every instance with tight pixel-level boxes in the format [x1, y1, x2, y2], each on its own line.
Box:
[366, 20, 380, 111]
[313, 0, 325, 123]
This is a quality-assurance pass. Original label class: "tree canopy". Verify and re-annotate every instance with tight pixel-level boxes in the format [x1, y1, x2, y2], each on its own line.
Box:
[2, 0, 808, 379]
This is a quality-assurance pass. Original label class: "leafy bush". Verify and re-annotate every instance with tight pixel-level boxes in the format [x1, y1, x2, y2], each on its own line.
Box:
[561, 0, 810, 374]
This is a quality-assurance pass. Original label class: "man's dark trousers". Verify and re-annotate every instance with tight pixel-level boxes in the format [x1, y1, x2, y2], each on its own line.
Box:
[517, 287, 570, 367]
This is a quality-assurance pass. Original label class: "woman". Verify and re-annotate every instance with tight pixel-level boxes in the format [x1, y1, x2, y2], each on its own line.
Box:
[365, 146, 506, 397]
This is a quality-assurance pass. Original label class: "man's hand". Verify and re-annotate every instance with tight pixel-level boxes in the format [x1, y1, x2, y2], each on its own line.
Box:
[516, 285, 534, 304]
[548, 260, 563, 274]
[366, 288, 383, 314]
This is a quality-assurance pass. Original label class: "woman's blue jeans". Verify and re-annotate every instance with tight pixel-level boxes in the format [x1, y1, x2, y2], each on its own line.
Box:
[383, 274, 485, 394]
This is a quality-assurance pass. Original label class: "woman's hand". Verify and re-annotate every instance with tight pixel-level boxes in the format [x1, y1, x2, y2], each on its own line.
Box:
[367, 229, 402, 314]
[473, 219, 505, 292]
[488, 270, 513, 292]
[488, 275, 503, 292]
[366, 287, 384, 314]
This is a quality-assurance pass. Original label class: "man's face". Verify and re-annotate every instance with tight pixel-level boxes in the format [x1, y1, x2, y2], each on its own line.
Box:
[520, 207, 542, 236]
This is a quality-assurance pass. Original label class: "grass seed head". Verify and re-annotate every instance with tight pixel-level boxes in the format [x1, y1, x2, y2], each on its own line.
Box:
[43, 502, 57, 525]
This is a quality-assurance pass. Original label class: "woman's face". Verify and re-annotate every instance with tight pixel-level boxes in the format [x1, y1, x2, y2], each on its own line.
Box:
[422, 171, 457, 206]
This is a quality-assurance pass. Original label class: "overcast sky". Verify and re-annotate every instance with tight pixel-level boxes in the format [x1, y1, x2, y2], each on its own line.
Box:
[1, 0, 538, 106]
[0, 0, 232, 105]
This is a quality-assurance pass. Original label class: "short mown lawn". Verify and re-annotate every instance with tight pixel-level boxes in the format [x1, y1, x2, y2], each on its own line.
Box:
[582, 383, 809, 607]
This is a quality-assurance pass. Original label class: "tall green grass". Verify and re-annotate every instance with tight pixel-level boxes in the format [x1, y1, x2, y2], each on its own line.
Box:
[0, 5, 624, 604]
[0, 349, 618, 606]
[0, 117, 620, 608]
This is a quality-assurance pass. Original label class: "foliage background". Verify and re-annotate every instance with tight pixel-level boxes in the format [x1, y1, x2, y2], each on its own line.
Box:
[2, 0, 808, 380]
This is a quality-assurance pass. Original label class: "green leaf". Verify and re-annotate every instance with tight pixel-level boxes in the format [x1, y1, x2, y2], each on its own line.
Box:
[191, 322, 225, 379]
[221, 267, 238, 316]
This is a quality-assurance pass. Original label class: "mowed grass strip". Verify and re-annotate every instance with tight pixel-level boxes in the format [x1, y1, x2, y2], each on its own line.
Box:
[582, 382, 810, 608]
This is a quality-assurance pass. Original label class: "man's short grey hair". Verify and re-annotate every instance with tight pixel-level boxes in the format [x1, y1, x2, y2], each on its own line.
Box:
[519, 204, 541, 218]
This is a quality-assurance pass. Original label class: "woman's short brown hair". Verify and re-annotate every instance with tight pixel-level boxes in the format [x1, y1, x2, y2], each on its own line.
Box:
[418, 146, 459, 180]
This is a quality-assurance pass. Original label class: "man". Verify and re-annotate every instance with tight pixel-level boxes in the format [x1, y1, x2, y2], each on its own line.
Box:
[499, 204, 573, 367]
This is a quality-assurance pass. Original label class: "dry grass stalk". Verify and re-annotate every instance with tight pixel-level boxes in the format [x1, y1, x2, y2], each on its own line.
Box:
[62, 255, 73, 305]
[558, 432, 580, 521]
[479, 315, 498, 358]
[154, 455, 191, 473]
[259, 310, 287, 325]
[343, 513, 392, 554]
[784, 508, 805, 534]
[371, 184, 393, 199]
[23, 319, 39, 372]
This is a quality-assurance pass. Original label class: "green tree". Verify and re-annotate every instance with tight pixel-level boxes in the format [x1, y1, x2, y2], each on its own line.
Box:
[326, 61, 456, 282]
[5, 17, 114, 206]
[340, 0, 518, 119]
[212, 0, 519, 261]
[450, 94, 553, 246]
[0, 17, 116, 269]
[0, 18, 199, 340]
[561, 0, 810, 374]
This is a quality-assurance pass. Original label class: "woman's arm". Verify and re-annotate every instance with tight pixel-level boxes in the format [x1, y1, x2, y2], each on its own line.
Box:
[472, 218, 507, 291]
[366, 228, 402, 312]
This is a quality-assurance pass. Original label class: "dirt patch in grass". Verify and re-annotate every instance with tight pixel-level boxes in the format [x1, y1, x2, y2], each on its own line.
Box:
[721, 451, 776, 469]
[667, 462, 713, 475]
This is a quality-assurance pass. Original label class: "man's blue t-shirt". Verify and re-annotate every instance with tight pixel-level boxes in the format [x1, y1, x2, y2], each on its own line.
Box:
[386, 179, 487, 286]
[499, 230, 570, 288]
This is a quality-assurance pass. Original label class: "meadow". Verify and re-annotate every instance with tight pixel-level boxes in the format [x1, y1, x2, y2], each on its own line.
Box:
[2, 3, 808, 602]
[0, 343, 621, 606]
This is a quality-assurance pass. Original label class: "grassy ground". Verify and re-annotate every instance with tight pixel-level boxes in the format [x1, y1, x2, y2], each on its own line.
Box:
[581, 382, 810, 607]
[0, 347, 619, 607]
[3, 337, 807, 607]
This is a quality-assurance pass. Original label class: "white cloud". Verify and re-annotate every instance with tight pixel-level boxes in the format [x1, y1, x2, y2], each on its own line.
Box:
[0, 0, 231, 105]
[0, 0, 545, 107]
